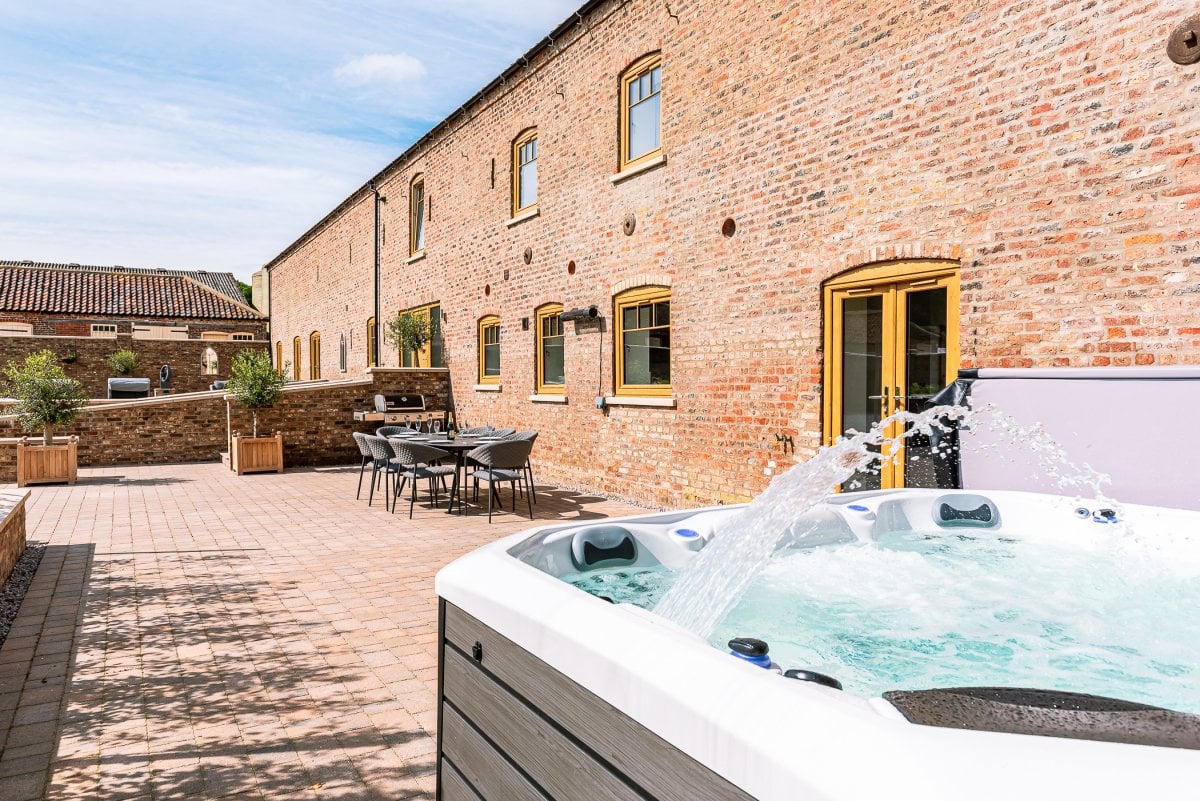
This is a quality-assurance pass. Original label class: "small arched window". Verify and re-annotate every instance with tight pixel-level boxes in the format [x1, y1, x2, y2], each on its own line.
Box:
[614, 285, 671, 396]
[512, 128, 538, 216]
[275, 340, 284, 375]
[410, 174, 426, 255]
[339, 333, 347, 373]
[202, 347, 219, 376]
[367, 317, 377, 367]
[619, 53, 663, 171]
[292, 337, 301, 380]
[478, 316, 500, 384]
[309, 332, 321, 380]
[536, 303, 564, 395]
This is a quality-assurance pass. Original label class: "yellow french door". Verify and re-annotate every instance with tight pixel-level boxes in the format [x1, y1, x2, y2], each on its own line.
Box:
[823, 261, 960, 490]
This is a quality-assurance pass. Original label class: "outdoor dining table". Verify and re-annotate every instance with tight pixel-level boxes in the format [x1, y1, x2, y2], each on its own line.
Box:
[385, 434, 503, 514]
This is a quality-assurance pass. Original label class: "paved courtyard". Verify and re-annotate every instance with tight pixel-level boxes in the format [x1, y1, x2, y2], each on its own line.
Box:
[0, 462, 646, 800]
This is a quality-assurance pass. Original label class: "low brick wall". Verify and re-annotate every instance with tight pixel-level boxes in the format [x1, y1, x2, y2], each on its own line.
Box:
[0, 368, 451, 479]
[0, 491, 28, 586]
[0, 334, 268, 397]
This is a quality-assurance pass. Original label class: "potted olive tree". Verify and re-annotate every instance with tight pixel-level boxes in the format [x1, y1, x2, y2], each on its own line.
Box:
[4, 350, 89, 486]
[226, 349, 288, 474]
[385, 310, 429, 366]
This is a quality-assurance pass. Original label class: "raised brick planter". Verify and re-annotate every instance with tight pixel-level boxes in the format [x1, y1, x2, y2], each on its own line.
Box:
[0, 490, 29, 586]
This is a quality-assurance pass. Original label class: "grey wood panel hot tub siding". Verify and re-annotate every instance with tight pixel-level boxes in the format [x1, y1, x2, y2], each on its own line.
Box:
[438, 601, 757, 801]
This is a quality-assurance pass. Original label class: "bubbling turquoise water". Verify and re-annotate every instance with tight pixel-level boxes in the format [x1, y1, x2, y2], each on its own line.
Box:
[567, 529, 1200, 713]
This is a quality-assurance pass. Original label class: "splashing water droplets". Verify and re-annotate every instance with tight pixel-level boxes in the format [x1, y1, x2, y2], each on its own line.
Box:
[653, 403, 1113, 638]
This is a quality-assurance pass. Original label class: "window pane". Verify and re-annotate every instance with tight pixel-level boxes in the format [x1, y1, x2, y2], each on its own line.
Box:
[622, 307, 637, 331]
[519, 159, 537, 208]
[638, 304, 651, 328]
[542, 337, 564, 385]
[640, 73, 650, 99]
[628, 93, 661, 160]
[623, 330, 650, 385]
[651, 65, 660, 93]
[649, 328, 670, 384]
[429, 306, 443, 367]
[654, 301, 669, 326]
[628, 80, 639, 105]
[484, 343, 500, 376]
[414, 199, 425, 250]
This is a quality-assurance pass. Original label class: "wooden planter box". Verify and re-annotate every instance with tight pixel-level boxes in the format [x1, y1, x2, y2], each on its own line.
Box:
[16, 437, 78, 487]
[230, 432, 284, 475]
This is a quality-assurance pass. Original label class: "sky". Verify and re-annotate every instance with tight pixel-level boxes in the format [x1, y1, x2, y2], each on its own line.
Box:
[0, 0, 580, 282]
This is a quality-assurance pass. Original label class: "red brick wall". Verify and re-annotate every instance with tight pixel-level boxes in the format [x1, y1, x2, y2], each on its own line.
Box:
[0, 312, 266, 339]
[0, 369, 450, 480]
[266, 0, 1200, 507]
[0, 335, 269, 397]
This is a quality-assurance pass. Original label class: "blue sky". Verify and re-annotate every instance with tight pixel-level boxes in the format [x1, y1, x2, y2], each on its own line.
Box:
[0, 0, 579, 281]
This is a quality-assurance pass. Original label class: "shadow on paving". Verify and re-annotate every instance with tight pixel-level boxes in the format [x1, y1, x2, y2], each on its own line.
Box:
[47, 548, 435, 800]
[76, 476, 195, 487]
[0, 543, 94, 801]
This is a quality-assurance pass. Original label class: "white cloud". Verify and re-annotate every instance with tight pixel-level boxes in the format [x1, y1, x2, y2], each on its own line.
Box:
[334, 53, 426, 87]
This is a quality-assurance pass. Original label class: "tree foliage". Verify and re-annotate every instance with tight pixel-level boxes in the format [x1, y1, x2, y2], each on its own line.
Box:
[384, 311, 429, 358]
[3, 350, 89, 444]
[107, 349, 139, 375]
[226, 349, 288, 437]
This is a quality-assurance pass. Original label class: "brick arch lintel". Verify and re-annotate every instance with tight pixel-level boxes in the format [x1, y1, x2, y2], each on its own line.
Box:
[610, 274, 672, 296]
[841, 242, 967, 272]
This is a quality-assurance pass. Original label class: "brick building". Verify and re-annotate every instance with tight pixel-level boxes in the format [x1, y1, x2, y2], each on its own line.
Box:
[264, 0, 1200, 507]
[0, 261, 266, 340]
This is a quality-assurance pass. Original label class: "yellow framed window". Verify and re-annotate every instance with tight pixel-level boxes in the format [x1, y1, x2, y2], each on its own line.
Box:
[478, 316, 500, 384]
[309, 331, 321, 379]
[410, 175, 425, 255]
[619, 54, 662, 170]
[536, 303, 564, 394]
[339, 333, 347, 373]
[399, 302, 443, 368]
[275, 340, 284, 375]
[292, 337, 301, 380]
[512, 129, 538, 215]
[366, 317, 376, 367]
[822, 260, 960, 491]
[615, 286, 671, 396]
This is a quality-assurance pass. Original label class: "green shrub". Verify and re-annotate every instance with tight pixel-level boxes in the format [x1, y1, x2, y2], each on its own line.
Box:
[107, 349, 139, 375]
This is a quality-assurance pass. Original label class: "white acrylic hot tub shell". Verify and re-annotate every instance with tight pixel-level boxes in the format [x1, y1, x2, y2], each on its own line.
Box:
[437, 496, 1200, 801]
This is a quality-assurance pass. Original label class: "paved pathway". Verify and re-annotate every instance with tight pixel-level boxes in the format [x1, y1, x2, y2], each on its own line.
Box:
[0, 462, 645, 800]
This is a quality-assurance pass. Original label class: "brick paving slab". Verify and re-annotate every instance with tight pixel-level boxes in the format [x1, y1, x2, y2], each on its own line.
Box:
[0, 462, 645, 800]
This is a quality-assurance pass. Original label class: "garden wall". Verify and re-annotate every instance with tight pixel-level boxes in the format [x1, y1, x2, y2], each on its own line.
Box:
[0, 334, 268, 397]
[0, 368, 450, 481]
[0, 491, 27, 586]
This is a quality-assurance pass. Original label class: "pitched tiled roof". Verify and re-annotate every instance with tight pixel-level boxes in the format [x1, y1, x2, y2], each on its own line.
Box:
[0, 260, 245, 304]
[0, 266, 263, 321]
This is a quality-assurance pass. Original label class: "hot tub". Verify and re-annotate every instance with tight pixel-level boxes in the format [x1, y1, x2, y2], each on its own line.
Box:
[435, 489, 1200, 801]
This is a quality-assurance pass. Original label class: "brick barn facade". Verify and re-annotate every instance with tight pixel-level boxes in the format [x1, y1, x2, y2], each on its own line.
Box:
[265, 0, 1200, 507]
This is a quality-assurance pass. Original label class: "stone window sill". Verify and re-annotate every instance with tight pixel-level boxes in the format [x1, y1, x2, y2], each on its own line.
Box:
[405, 251, 426, 265]
[528, 394, 567, 404]
[609, 152, 666, 185]
[604, 395, 676, 408]
[505, 207, 540, 227]
[474, 383, 501, 392]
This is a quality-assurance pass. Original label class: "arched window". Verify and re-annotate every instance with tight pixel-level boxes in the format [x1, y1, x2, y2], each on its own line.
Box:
[275, 340, 284, 375]
[478, 316, 500, 384]
[367, 317, 377, 367]
[339, 333, 347, 373]
[309, 332, 321, 380]
[614, 285, 670, 396]
[292, 337, 301, 380]
[619, 53, 662, 171]
[201, 347, 219, 376]
[536, 303, 564, 395]
[512, 128, 538, 216]
[410, 174, 425, 255]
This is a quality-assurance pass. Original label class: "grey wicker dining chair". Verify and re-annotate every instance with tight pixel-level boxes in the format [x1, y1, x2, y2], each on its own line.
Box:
[388, 439, 457, 518]
[363, 434, 403, 511]
[352, 432, 374, 500]
[502, 430, 539, 504]
[376, 425, 410, 438]
[466, 439, 535, 522]
[458, 425, 494, 437]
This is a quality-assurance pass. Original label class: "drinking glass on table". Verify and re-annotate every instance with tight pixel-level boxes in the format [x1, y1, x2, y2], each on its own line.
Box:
[430, 420, 442, 437]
